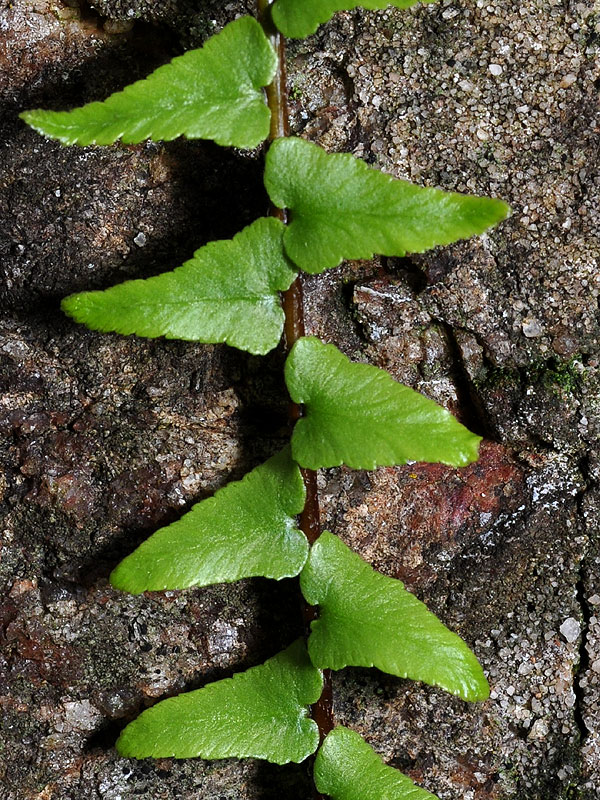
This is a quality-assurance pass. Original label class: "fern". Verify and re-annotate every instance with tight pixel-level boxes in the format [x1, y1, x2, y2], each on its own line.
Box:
[21, 1, 510, 796]
[61, 217, 297, 355]
[265, 137, 509, 273]
[314, 726, 439, 800]
[272, 0, 433, 39]
[21, 17, 277, 148]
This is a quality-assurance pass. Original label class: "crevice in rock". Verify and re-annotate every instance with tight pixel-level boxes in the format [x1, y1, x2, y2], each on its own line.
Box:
[343, 256, 428, 347]
[381, 255, 428, 294]
[435, 320, 497, 440]
[574, 560, 591, 743]
[64, 0, 183, 55]
[573, 454, 593, 749]
[69, 0, 107, 30]
[340, 266, 388, 348]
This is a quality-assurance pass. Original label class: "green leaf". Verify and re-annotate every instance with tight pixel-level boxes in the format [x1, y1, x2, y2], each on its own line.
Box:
[314, 727, 439, 800]
[264, 137, 511, 273]
[62, 218, 296, 355]
[272, 0, 428, 39]
[110, 447, 308, 594]
[20, 17, 277, 149]
[300, 532, 489, 701]
[116, 638, 323, 762]
[285, 337, 481, 470]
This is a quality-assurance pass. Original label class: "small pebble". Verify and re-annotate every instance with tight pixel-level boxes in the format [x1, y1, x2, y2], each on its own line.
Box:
[134, 232, 147, 247]
[588, 594, 600, 605]
[560, 73, 577, 88]
[522, 317, 544, 338]
[489, 63, 503, 76]
[529, 719, 549, 740]
[559, 617, 581, 643]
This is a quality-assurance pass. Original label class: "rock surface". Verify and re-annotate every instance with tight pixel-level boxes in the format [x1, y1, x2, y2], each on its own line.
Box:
[0, 0, 599, 798]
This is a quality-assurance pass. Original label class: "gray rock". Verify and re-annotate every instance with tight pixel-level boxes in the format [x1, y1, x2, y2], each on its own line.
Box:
[1, 0, 599, 798]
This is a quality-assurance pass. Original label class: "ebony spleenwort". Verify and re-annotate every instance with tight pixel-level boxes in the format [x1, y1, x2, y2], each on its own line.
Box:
[257, 0, 335, 769]
[21, 2, 511, 798]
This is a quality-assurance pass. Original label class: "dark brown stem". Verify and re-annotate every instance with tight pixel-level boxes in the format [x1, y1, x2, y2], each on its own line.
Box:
[256, 0, 334, 791]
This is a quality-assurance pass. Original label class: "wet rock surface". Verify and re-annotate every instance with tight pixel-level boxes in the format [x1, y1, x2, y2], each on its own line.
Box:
[1, 1, 599, 798]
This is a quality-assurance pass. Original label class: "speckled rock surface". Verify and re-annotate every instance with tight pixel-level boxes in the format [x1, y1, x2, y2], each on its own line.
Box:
[1, 0, 599, 798]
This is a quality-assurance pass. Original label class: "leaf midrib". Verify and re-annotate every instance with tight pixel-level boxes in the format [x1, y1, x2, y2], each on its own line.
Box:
[290, 202, 431, 224]
[43, 92, 262, 132]
[88, 294, 281, 307]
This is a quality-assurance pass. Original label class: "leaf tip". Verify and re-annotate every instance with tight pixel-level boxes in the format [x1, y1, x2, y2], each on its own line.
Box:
[19, 109, 34, 125]
[20, 109, 55, 140]
[487, 197, 512, 227]
[109, 562, 143, 595]
[19, 108, 71, 143]
[61, 292, 100, 329]
[465, 669, 491, 702]
[114, 731, 133, 759]
[115, 720, 161, 761]
[460, 431, 483, 467]
[60, 293, 79, 318]
[446, 638, 490, 702]
[114, 720, 143, 759]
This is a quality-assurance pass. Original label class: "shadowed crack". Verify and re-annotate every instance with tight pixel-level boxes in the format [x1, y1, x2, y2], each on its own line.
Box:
[574, 455, 594, 751]
[574, 562, 591, 743]
[436, 320, 497, 440]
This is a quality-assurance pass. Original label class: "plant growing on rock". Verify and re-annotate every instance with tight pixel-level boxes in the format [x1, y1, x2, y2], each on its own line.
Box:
[21, 1, 510, 797]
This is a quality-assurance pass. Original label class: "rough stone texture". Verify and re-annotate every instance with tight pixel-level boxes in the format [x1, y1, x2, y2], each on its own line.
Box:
[1, 0, 599, 799]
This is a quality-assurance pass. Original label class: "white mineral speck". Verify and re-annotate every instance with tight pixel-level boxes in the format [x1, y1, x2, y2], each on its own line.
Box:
[489, 63, 503, 76]
[208, 619, 240, 664]
[559, 617, 581, 643]
[522, 317, 544, 337]
[134, 232, 147, 247]
[528, 718, 549, 740]
[61, 699, 102, 731]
